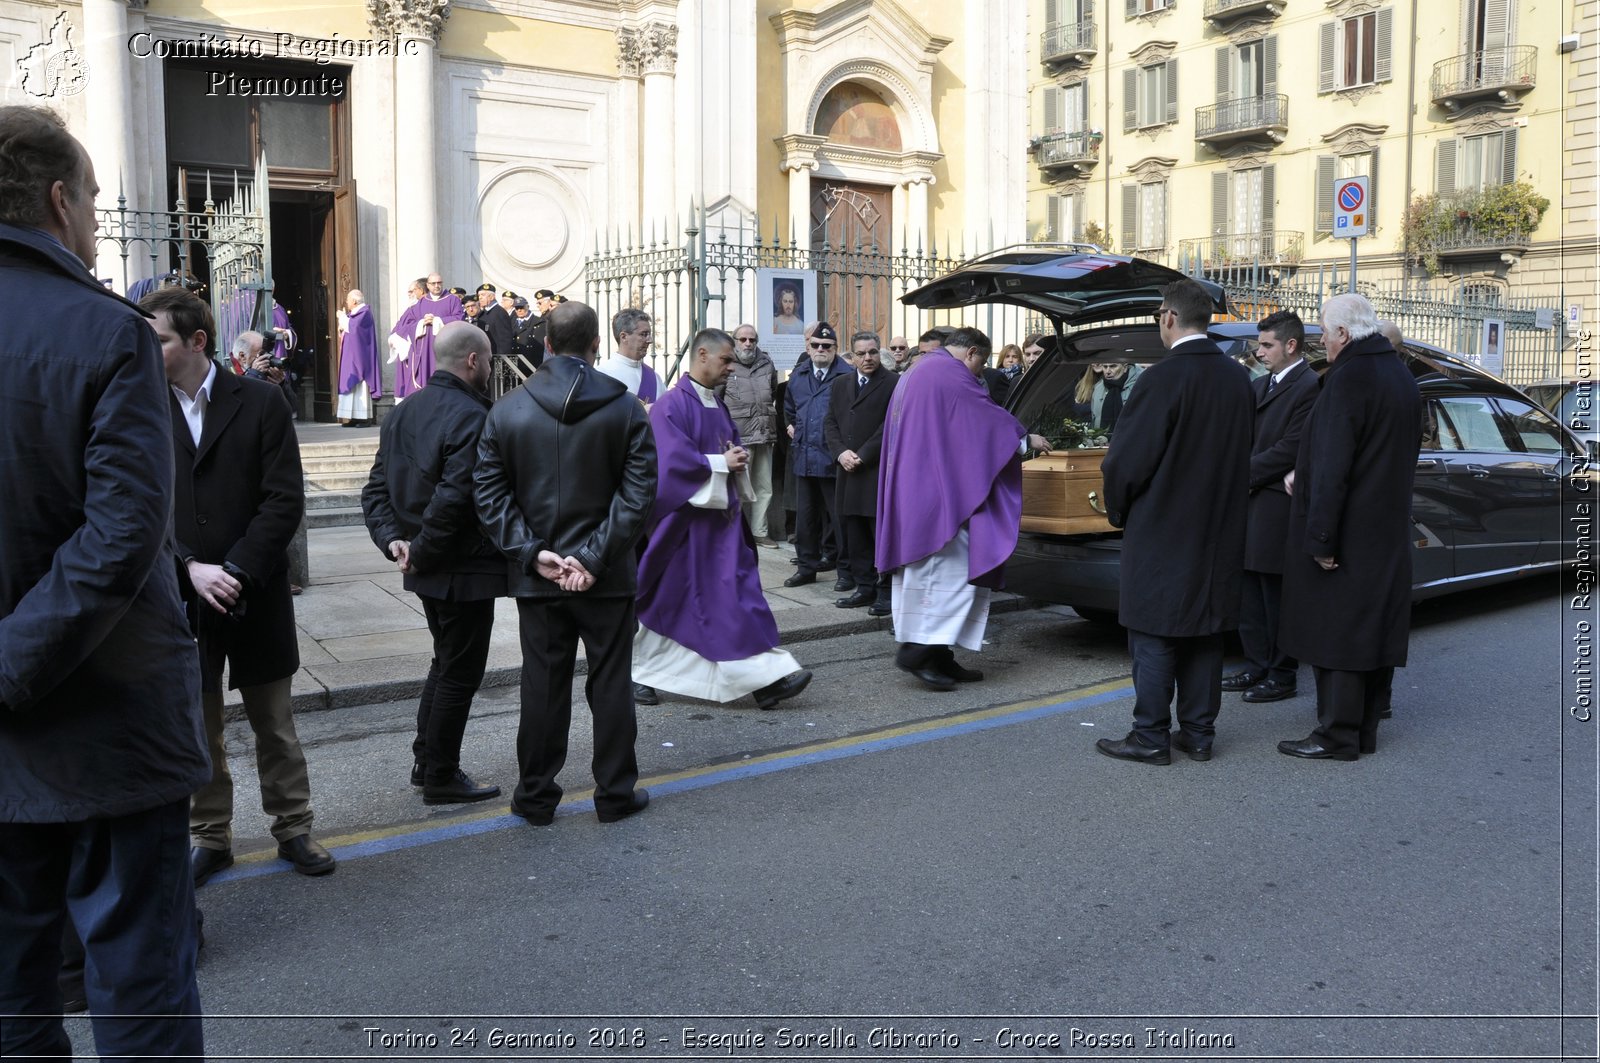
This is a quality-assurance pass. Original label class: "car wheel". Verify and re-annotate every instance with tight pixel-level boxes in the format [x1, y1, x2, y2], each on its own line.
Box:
[1071, 606, 1121, 627]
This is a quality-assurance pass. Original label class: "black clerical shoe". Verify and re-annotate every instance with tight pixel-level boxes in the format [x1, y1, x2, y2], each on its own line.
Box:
[422, 770, 502, 805]
[1220, 670, 1263, 692]
[409, 761, 424, 787]
[1171, 731, 1213, 762]
[191, 846, 233, 888]
[832, 576, 855, 592]
[867, 595, 892, 618]
[783, 570, 817, 588]
[633, 683, 660, 706]
[1277, 736, 1358, 761]
[509, 801, 555, 826]
[817, 557, 837, 572]
[894, 647, 956, 692]
[596, 788, 650, 823]
[836, 589, 875, 609]
[277, 835, 337, 876]
[1095, 733, 1171, 765]
[754, 669, 813, 709]
[1241, 678, 1297, 703]
[931, 647, 983, 683]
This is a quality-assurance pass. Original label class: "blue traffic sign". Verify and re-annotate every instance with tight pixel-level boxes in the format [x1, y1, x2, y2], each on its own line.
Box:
[1338, 182, 1365, 212]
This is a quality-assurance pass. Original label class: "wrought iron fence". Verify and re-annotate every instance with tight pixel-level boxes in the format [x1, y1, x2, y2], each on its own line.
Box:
[1430, 45, 1538, 100]
[1178, 230, 1305, 268]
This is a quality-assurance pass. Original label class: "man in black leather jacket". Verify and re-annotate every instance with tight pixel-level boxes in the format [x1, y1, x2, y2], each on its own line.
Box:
[474, 301, 657, 826]
[363, 322, 507, 805]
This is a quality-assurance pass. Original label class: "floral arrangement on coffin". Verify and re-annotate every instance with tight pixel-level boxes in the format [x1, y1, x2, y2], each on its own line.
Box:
[1039, 415, 1109, 452]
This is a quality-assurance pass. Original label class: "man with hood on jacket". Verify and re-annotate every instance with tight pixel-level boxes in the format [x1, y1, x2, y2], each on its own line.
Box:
[475, 301, 657, 825]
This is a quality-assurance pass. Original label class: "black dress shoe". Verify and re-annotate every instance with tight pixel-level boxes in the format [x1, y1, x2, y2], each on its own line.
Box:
[867, 598, 892, 617]
[1171, 731, 1213, 762]
[423, 769, 502, 805]
[835, 589, 874, 608]
[633, 683, 660, 705]
[191, 846, 234, 888]
[783, 570, 817, 588]
[1220, 670, 1264, 692]
[1241, 678, 1297, 703]
[832, 576, 854, 592]
[1277, 736, 1358, 761]
[596, 788, 650, 823]
[1095, 733, 1171, 765]
[409, 761, 424, 787]
[816, 557, 837, 572]
[277, 835, 337, 876]
[1360, 734, 1378, 755]
[509, 801, 555, 826]
[898, 663, 955, 691]
[931, 647, 983, 683]
[754, 669, 812, 709]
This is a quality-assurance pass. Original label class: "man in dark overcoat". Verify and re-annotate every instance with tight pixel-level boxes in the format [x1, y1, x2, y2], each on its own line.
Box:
[1223, 310, 1322, 704]
[783, 322, 852, 589]
[362, 322, 507, 805]
[1277, 294, 1422, 760]
[1097, 278, 1253, 765]
[824, 330, 899, 614]
[144, 288, 334, 882]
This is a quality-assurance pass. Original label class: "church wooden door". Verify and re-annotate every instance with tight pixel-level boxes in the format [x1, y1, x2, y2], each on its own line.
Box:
[809, 181, 893, 343]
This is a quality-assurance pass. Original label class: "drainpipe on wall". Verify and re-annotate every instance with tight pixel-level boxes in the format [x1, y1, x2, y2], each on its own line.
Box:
[1402, 0, 1419, 293]
[1103, 18, 1112, 251]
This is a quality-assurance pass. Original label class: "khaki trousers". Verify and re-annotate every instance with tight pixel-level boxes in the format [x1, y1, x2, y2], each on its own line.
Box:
[744, 443, 774, 538]
[190, 677, 313, 850]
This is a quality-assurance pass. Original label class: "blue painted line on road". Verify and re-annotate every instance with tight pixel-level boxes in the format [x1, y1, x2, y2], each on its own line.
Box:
[211, 682, 1129, 885]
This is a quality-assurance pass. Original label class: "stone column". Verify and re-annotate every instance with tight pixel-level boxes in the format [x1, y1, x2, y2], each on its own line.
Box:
[371, 0, 450, 289]
[775, 135, 824, 245]
[905, 176, 933, 256]
[82, 0, 139, 283]
[639, 21, 678, 235]
[614, 28, 644, 237]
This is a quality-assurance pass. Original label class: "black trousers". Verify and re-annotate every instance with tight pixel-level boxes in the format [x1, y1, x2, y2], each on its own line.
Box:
[513, 596, 640, 818]
[794, 473, 842, 571]
[838, 513, 884, 590]
[1238, 568, 1297, 685]
[0, 799, 203, 1061]
[413, 595, 498, 785]
[1312, 665, 1395, 754]
[1127, 628, 1224, 747]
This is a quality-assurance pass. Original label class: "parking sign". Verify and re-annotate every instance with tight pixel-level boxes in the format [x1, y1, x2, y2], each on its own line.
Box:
[1334, 176, 1369, 238]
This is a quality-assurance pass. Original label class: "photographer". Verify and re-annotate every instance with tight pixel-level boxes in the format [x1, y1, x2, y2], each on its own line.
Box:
[236, 329, 299, 418]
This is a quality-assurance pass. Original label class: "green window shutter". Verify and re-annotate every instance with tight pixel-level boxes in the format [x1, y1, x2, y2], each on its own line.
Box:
[1375, 8, 1394, 83]
[1215, 46, 1232, 103]
[1500, 127, 1518, 184]
[1123, 68, 1138, 131]
[1122, 185, 1139, 250]
[1315, 155, 1336, 233]
[1212, 171, 1230, 236]
[1165, 58, 1179, 123]
[1262, 163, 1276, 234]
[1318, 22, 1336, 92]
[1436, 139, 1457, 195]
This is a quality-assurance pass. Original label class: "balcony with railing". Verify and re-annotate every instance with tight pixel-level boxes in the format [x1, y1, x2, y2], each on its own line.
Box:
[1430, 46, 1537, 109]
[1194, 94, 1287, 146]
[1034, 130, 1103, 175]
[1177, 230, 1305, 271]
[1416, 192, 1535, 262]
[1041, 20, 1097, 66]
[1203, 0, 1284, 24]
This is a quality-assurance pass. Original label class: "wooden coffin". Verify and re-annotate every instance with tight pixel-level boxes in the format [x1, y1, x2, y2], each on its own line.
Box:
[1020, 449, 1115, 535]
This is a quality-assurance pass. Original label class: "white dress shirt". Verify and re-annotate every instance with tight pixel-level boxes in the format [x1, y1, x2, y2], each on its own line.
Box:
[171, 362, 217, 448]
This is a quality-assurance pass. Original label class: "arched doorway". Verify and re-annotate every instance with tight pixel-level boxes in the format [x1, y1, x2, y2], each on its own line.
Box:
[809, 81, 900, 340]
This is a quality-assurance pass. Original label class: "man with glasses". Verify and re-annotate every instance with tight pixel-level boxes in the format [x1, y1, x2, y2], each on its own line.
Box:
[783, 323, 852, 589]
[825, 331, 898, 612]
[1096, 279, 1252, 765]
[722, 325, 780, 547]
[885, 336, 910, 371]
[598, 308, 660, 409]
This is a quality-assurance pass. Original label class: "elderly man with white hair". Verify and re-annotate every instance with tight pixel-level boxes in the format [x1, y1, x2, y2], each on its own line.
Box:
[1276, 293, 1422, 761]
[337, 288, 382, 425]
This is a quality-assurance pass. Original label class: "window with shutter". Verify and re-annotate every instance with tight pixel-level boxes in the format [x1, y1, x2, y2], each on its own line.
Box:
[1263, 35, 1278, 95]
[1374, 8, 1393, 82]
[1215, 46, 1232, 103]
[1499, 127, 1518, 183]
[1164, 58, 1179, 123]
[1131, 62, 1177, 128]
[1123, 68, 1138, 131]
[1318, 22, 1337, 93]
[1048, 196, 1062, 242]
[1121, 185, 1139, 251]
[1070, 190, 1087, 242]
[1315, 155, 1337, 232]
[1324, 8, 1390, 89]
[1141, 183, 1167, 249]
[1261, 164, 1275, 234]
[1211, 171, 1229, 236]
[1044, 86, 1062, 134]
[1436, 138, 1458, 195]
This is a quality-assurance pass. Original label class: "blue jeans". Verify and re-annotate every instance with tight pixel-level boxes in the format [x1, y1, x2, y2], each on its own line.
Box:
[0, 798, 204, 1061]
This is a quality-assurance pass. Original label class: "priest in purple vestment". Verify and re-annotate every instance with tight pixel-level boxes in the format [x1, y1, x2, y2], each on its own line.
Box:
[876, 327, 1051, 691]
[390, 272, 464, 401]
[597, 307, 662, 405]
[336, 289, 381, 425]
[632, 328, 813, 710]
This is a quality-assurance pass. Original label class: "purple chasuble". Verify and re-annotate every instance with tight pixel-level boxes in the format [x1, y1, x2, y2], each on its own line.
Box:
[875, 349, 1025, 589]
[639, 363, 661, 403]
[391, 294, 463, 399]
[271, 303, 295, 361]
[338, 303, 382, 398]
[636, 375, 780, 662]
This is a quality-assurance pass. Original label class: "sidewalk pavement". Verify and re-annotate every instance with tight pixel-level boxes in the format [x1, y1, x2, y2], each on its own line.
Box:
[238, 522, 1034, 714]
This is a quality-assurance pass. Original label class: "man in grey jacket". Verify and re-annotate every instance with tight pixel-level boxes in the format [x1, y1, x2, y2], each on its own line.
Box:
[722, 324, 780, 546]
[0, 105, 207, 1058]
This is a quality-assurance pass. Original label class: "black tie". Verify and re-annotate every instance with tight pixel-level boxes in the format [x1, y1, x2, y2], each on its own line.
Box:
[816, 368, 825, 382]
[1266, 375, 1278, 396]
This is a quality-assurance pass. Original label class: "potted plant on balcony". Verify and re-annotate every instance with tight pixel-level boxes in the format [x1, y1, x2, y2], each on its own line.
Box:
[1403, 181, 1550, 274]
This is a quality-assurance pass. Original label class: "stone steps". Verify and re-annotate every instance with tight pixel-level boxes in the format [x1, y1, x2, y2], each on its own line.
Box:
[302, 437, 378, 528]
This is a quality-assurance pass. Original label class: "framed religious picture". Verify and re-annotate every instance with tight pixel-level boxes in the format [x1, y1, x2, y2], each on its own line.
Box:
[756, 267, 817, 368]
[1480, 318, 1505, 376]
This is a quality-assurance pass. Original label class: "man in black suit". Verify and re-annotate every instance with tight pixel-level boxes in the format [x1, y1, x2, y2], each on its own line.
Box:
[783, 322, 852, 590]
[510, 296, 544, 371]
[1277, 295, 1422, 760]
[1222, 310, 1321, 704]
[824, 330, 899, 614]
[363, 322, 507, 805]
[143, 288, 334, 882]
[475, 282, 515, 358]
[1097, 278, 1253, 765]
[474, 300, 657, 825]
